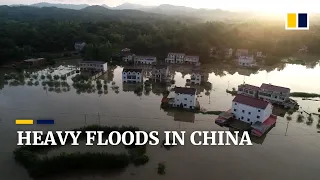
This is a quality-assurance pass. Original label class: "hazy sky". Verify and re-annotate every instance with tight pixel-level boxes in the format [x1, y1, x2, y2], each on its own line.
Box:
[1, 0, 318, 13]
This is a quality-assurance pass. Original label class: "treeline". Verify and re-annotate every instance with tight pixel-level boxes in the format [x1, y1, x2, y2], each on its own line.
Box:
[1, 6, 320, 65]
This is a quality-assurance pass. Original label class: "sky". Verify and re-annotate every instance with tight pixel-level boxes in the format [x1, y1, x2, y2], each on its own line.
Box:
[1, 0, 318, 13]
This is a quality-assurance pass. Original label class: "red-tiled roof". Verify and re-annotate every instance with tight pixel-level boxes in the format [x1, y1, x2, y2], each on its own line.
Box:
[260, 83, 290, 93]
[239, 84, 260, 91]
[233, 94, 270, 109]
[173, 87, 196, 95]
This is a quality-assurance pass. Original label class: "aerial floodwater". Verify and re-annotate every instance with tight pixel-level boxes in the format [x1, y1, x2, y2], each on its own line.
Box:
[0, 60, 320, 180]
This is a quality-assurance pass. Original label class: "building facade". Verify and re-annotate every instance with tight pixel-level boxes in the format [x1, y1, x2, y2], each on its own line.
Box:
[165, 53, 185, 64]
[184, 55, 200, 64]
[122, 68, 143, 83]
[74, 42, 86, 52]
[258, 83, 291, 104]
[237, 84, 260, 98]
[190, 70, 202, 85]
[79, 61, 108, 72]
[238, 55, 256, 67]
[23, 58, 46, 67]
[134, 56, 157, 65]
[225, 48, 233, 58]
[235, 49, 249, 57]
[122, 54, 135, 62]
[151, 65, 169, 82]
[232, 94, 273, 125]
[168, 87, 197, 109]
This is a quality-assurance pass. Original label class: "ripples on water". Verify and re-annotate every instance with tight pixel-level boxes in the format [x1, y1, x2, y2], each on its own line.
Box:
[0, 61, 320, 180]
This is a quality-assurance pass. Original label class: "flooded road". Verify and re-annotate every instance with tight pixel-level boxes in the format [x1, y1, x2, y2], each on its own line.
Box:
[0, 61, 320, 180]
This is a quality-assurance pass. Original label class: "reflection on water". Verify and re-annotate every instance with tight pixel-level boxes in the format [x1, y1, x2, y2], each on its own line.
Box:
[1, 61, 320, 180]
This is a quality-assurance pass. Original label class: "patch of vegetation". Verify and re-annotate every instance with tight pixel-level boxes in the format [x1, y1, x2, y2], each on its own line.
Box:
[157, 162, 166, 175]
[297, 114, 305, 123]
[290, 92, 320, 98]
[286, 115, 292, 121]
[13, 125, 149, 178]
[40, 75, 45, 80]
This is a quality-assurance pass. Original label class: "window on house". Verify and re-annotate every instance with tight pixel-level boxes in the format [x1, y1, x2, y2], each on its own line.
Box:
[235, 103, 237, 105]
[184, 98, 187, 100]
[248, 112, 251, 115]
[234, 109, 237, 112]
[241, 117, 244, 120]
[275, 96, 278, 98]
[258, 110, 261, 112]
[177, 99, 179, 101]
[184, 104, 187, 106]
[257, 116, 260, 119]
[242, 110, 245, 113]
[247, 118, 250, 121]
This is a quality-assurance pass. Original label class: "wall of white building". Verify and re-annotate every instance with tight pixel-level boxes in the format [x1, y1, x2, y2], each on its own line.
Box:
[134, 56, 157, 64]
[122, 71, 142, 83]
[171, 93, 196, 109]
[231, 102, 272, 124]
[79, 62, 107, 72]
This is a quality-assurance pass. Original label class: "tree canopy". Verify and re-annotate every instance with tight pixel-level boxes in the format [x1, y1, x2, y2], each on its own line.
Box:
[0, 6, 320, 65]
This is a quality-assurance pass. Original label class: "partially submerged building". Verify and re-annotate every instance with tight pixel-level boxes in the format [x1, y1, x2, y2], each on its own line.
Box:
[238, 55, 257, 67]
[166, 87, 198, 109]
[23, 58, 46, 67]
[151, 65, 169, 82]
[79, 61, 108, 72]
[134, 56, 157, 65]
[122, 68, 143, 83]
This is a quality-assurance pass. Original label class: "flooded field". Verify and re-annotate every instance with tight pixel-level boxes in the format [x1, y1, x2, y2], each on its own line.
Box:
[0, 60, 320, 180]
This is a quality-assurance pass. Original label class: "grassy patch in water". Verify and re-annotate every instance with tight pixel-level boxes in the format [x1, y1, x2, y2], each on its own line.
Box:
[13, 125, 149, 178]
[290, 92, 320, 98]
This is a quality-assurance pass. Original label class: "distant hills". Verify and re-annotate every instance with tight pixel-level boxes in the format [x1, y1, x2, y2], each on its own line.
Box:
[23, 2, 255, 21]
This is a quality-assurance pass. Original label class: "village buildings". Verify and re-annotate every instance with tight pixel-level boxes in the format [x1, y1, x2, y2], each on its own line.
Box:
[79, 61, 108, 72]
[225, 48, 233, 58]
[237, 83, 297, 108]
[122, 68, 143, 83]
[23, 58, 46, 67]
[165, 53, 199, 64]
[167, 87, 198, 109]
[151, 65, 169, 82]
[232, 94, 273, 125]
[74, 42, 86, 52]
[238, 55, 257, 67]
[235, 49, 249, 57]
[134, 56, 157, 65]
[184, 55, 200, 64]
[190, 70, 202, 85]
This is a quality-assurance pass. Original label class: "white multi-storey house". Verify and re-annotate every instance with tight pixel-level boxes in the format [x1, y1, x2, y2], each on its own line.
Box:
[121, 48, 131, 52]
[122, 68, 143, 83]
[134, 56, 157, 65]
[232, 94, 273, 125]
[238, 55, 257, 67]
[151, 65, 169, 82]
[79, 61, 108, 72]
[165, 53, 185, 64]
[190, 70, 202, 85]
[74, 42, 86, 52]
[258, 83, 291, 104]
[184, 55, 199, 64]
[237, 84, 260, 98]
[235, 49, 249, 57]
[167, 87, 197, 109]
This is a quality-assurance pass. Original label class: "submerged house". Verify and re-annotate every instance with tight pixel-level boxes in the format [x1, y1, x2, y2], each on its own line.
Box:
[167, 87, 198, 109]
[235, 49, 249, 57]
[23, 58, 46, 67]
[122, 68, 143, 83]
[184, 55, 200, 65]
[232, 94, 277, 137]
[79, 61, 108, 72]
[134, 56, 157, 65]
[74, 42, 86, 52]
[258, 83, 291, 105]
[151, 65, 169, 82]
[190, 70, 202, 85]
[237, 83, 297, 109]
[165, 53, 185, 64]
[238, 55, 257, 67]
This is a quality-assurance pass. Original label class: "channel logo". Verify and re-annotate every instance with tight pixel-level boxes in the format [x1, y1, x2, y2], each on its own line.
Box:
[285, 13, 309, 30]
[15, 119, 54, 125]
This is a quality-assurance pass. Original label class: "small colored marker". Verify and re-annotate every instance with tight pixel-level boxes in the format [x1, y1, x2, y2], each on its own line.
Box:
[16, 119, 34, 125]
[37, 119, 55, 125]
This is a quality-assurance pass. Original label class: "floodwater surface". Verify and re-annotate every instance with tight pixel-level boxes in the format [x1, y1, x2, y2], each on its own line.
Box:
[0, 61, 320, 180]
